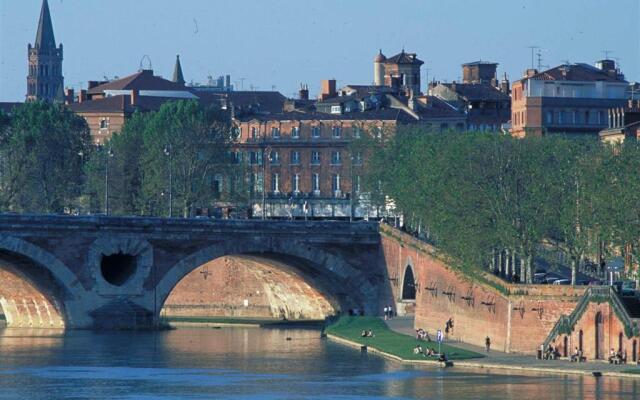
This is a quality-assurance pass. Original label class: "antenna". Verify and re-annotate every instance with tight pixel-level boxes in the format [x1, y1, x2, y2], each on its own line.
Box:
[271, 85, 276, 91]
[527, 46, 539, 69]
[239, 78, 246, 90]
[536, 49, 549, 70]
[602, 50, 612, 60]
[138, 55, 153, 71]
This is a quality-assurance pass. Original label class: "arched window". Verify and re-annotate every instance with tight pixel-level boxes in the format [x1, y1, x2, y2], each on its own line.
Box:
[401, 266, 416, 300]
[578, 330, 583, 352]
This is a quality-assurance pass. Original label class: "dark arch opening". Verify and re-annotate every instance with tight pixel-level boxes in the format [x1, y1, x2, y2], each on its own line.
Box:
[595, 312, 604, 359]
[578, 330, 583, 352]
[563, 336, 568, 357]
[0, 251, 69, 329]
[160, 253, 352, 323]
[402, 266, 416, 300]
[100, 253, 137, 287]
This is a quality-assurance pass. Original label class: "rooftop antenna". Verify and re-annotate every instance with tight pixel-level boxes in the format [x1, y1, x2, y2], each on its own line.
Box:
[239, 77, 246, 90]
[561, 59, 571, 66]
[536, 50, 549, 70]
[602, 50, 613, 60]
[138, 55, 153, 72]
[271, 85, 276, 91]
[527, 46, 540, 69]
[425, 67, 432, 88]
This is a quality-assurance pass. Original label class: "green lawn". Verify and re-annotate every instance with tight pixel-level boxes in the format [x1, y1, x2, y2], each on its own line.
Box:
[622, 369, 640, 375]
[326, 316, 484, 361]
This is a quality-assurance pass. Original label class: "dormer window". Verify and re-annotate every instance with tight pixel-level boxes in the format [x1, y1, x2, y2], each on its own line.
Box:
[99, 118, 109, 130]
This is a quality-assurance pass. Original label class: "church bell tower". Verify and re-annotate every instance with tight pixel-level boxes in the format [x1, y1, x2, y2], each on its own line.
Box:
[27, 0, 64, 102]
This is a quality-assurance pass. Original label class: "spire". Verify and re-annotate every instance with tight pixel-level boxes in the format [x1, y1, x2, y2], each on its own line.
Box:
[172, 55, 185, 85]
[34, 0, 57, 49]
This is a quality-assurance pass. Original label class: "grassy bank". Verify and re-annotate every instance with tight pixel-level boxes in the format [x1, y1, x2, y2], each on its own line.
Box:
[325, 316, 483, 361]
[161, 315, 324, 327]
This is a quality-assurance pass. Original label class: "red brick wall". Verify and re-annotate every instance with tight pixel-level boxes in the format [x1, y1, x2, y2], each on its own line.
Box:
[162, 255, 335, 320]
[380, 226, 584, 354]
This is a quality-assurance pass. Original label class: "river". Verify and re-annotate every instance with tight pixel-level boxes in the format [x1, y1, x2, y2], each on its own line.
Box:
[0, 326, 637, 399]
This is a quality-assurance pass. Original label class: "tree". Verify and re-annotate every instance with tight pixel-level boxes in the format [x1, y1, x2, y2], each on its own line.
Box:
[0, 102, 91, 213]
[140, 100, 235, 217]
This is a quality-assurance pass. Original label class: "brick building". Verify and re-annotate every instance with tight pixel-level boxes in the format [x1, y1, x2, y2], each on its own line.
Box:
[599, 100, 640, 143]
[27, 0, 64, 102]
[429, 61, 511, 132]
[511, 61, 629, 137]
[233, 79, 465, 218]
[373, 50, 423, 95]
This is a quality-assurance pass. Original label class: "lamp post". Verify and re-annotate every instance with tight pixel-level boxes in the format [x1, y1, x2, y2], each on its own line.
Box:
[350, 153, 355, 222]
[164, 144, 172, 218]
[261, 145, 271, 220]
[104, 147, 114, 215]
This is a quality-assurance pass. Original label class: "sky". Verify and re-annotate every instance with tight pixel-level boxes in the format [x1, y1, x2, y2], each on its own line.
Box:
[0, 0, 639, 102]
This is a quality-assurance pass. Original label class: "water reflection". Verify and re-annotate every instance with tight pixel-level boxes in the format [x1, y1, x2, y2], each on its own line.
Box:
[0, 326, 637, 399]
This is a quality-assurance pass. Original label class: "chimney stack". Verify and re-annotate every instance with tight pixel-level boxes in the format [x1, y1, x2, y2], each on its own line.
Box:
[78, 89, 86, 103]
[320, 79, 336, 100]
[131, 89, 139, 105]
[64, 88, 74, 105]
[525, 69, 539, 78]
[299, 83, 309, 101]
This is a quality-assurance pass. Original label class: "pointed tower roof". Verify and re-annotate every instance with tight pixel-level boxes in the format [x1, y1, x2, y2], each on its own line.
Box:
[34, 0, 57, 49]
[172, 55, 185, 85]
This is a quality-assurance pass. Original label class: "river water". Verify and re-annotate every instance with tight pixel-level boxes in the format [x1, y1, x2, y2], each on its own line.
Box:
[0, 326, 637, 400]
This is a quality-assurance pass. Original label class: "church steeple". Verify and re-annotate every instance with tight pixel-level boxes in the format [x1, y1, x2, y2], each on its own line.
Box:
[172, 55, 185, 86]
[27, 0, 64, 102]
[34, 0, 56, 49]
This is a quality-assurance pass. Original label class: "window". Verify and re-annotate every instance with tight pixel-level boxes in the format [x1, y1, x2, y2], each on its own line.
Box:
[251, 127, 257, 140]
[292, 174, 300, 193]
[354, 175, 361, 193]
[311, 151, 321, 165]
[312, 173, 320, 192]
[332, 174, 341, 194]
[332, 126, 342, 138]
[291, 126, 300, 139]
[271, 127, 280, 139]
[100, 118, 109, 130]
[213, 174, 223, 195]
[270, 150, 280, 165]
[311, 126, 320, 138]
[330, 105, 342, 114]
[271, 173, 280, 193]
[331, 151, 341, 165]
[253, 172, 263, 193]
[353, 151, 363, 165]
[598, 111, 604, 125]
[290, 151, 300, 165]
[353, 127, 362, 138]
[546, 111, 553, 124]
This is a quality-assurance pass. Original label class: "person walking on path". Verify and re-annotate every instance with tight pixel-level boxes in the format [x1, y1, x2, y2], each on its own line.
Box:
[485, 336, 491, 353]
[383, 307, 388, 320]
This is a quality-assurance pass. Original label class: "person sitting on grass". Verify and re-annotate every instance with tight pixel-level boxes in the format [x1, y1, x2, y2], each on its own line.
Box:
[361, 330, 367, 337]
[438, 352, 448, 363]
[425, 347, 436, 357]
[413, 345, 423, 355]
[366, 330, 375, 337]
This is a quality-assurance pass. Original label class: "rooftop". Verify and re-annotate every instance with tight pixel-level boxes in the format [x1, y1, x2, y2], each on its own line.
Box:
[439, 83, 510, 101]
[526, 63, 626, 83]
[385, 50, 424, 66]
[68, 95, 183, 114]
[87, 70, 188, 95]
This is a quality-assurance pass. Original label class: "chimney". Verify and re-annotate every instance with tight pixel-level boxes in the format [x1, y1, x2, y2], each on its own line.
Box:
[525, 69, 539, 78]
[225, 75, 231, 88]
[299, 83, 309, 101]
[64, 88, 74, 105]
[320, 79, 336, 100]
[131, 89, 139, 105]
[78, 90, 87, 103]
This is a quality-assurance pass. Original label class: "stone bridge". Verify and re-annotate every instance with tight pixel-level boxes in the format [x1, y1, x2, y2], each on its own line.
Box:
[0, 215, 387, 329]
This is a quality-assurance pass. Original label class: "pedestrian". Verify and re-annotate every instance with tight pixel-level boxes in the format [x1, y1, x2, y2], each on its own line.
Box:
[383, 306, 388, 320]
[387, 305, 393, 319]
[485, 336, 491, 353]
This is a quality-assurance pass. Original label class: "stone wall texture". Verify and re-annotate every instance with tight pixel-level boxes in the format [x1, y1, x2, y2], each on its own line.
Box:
[380, 226, 588, 354]
[162, 256, 336, 320]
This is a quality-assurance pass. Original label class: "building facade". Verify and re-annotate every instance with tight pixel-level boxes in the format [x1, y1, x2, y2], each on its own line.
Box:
[373, 50, 424, 95]
[27, 0, 63, 102]
[429, 61, 511, 132]
[511, 61, 629, 137]
[599, 100, 640, 143]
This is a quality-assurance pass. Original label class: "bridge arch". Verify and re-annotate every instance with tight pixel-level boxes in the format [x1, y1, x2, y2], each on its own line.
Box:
[0, 236, 80, 328]
[156, 238, 378, 320]
[401, 263, 417, 301]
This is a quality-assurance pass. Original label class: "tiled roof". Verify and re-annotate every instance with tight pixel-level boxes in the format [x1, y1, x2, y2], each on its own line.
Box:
[198, 91, 286, 114]
[87, 70, 187, 94]
[0, 102, 22, 114]
[442, 83, 510, 101]
[463, 61, 498, 66]
[68, 95, 184, 114]
[528, 64, 626, 83]
[385, 50, 424, 66]
[236, 109, 406, 123]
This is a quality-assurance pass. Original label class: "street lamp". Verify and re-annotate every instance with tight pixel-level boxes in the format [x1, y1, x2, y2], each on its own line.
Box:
[164, 144, 172, 218]
[105, 147, 114, 215]
[261, 145, 272, 220]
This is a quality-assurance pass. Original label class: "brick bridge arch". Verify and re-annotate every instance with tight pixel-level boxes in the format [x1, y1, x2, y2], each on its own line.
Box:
[156, 237, 379, 318]
[0, 236, 90, 328]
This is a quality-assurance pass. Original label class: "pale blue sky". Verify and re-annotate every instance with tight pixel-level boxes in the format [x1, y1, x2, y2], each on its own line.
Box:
[1, 0, 639, 102]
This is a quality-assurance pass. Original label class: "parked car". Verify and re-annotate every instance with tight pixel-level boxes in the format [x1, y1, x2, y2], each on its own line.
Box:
[533, 272, 547, 284]
[545, 275, 564, 284]
[552, 278, 570, 285]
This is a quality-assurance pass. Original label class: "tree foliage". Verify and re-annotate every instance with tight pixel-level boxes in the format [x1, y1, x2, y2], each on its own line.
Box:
[0, 102, 91, 213]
